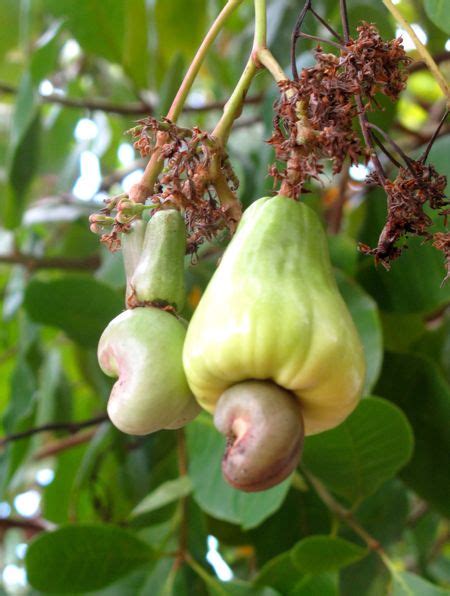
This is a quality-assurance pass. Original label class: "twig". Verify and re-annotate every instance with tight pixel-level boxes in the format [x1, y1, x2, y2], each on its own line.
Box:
[0, 414, 108, 448]
[337, 0, 387, 185]
[367, 122, 414, 169]
[304, 469, 387, 556]
[371, 131, 403, 169]
[382, 0, 450, 106]
[339, 0, 350, 42]
[0, 252, 100, 271]
[420, 109, 449, 163]
[0, 517, 54, 535]
[0, 81, 263, 116]
[291, 0, 311, 80]
[175, 429, 189, 567]
[33, 429, 98, 460]
[297, 31, 346, 52]
[310, 7, 343, 42]
[408, 51, 450, 74]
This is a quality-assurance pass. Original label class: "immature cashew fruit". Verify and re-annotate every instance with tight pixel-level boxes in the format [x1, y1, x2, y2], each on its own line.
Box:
[183, 195, 365, 491]
[121, 219, 146, 304]
[130, 209, 186, 310]
[98, 307, 199, 435]
[99, 209, 199, 435]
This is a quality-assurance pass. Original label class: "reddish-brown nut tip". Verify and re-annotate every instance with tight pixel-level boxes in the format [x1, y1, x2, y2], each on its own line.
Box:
[214, 380, 304, 492]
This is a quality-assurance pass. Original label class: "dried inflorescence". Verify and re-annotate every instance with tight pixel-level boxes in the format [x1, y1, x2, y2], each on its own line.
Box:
[146, 124, 239, 253]
[91, 118, 241, 254]
[268, 23, 410, 198]
[433, 232, 450, 283]
[272, 16, 448, 279]
[361, 161, 448, 265]
[342, 23, 411, 104]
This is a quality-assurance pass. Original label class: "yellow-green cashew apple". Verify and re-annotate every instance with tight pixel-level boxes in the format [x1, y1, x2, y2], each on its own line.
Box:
[183, 195, 365, 491]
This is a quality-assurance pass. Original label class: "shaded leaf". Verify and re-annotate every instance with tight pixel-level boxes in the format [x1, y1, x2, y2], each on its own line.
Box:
[390, 570, 448, 595]
[44, 0, 124, 63]
[424, 0, 450, 34]
[26, 524, 154, 593]
[375, 352, 450, 517]
[155, 0, 207, 76]
[24, 274, 123, 347]
[291, 536, 367, 574]
[123, 0, 150, 88]
[303, 397, 414, 504]
[130, 476, 193, 518]
[336, 270, 383, 393]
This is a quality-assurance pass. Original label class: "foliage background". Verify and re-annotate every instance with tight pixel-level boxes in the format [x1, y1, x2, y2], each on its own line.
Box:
[0, 0, 449, 594]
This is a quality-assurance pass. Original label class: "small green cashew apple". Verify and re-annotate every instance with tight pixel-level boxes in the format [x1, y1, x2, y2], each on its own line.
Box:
[98, 307, 200, 435]
[121, 219, 146, 305]
[131, 209, 186, 310]
[183, 195, 365, 491]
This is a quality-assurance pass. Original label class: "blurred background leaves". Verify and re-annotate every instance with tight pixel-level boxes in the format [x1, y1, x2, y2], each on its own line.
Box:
[0, 0, 449, 593]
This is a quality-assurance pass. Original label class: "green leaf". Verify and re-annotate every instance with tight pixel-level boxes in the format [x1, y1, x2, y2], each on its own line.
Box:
[291, 536, 367, 574]
[2, 23, 62, 228]
[155, 0, 207, 75]
[348, 0, 395, 39]
[2, 72, 40, 229]
[255, 552, 300, 593]
[357, 237, 450, 314]
[26, 524, 154, 593]
[123, 0, 151, 88]
[336, 270, 383, 393]
[424, 0, 450, 34]
[290, 573, 339, 596]
[353, 480, 409, 545]
[24, 274, 123, 347]
[303, 397, 414, 504]
[187, 414, 290, 529]
[130, 476, 193, 518]
[44, 0, 124, 63]
[158, 53, 186, 117]
[375, 352, 450, 517]
[256, 553, 339, 596]
[390, 570, 448, 595]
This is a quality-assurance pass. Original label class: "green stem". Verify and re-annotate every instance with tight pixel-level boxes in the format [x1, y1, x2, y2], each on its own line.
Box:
[257, 47, 289, 83]
[132, 0, 245, 200]
[211, 57, 258, 144]
[210, 0, 267, 145]
[212, 0, 289, 144]
[167, 0, 245, 122]
[253, 0, 267, 50]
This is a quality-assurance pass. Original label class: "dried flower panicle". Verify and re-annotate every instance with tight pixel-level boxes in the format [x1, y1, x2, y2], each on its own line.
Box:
[342, 23, 411, 104]
[268, 23, 410, 198]
[361, 161, 448, 267]
[433, 232, 450, 283]
[90, 118, 240, 255]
